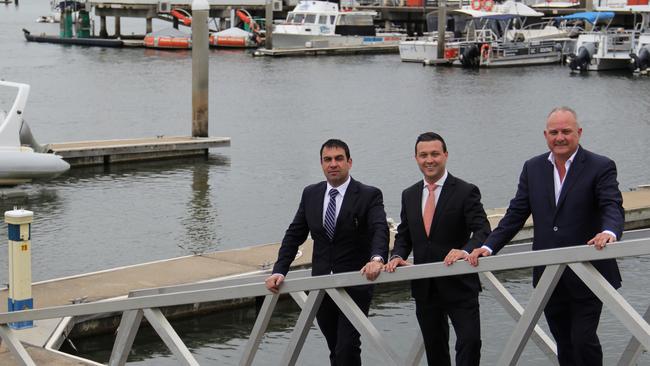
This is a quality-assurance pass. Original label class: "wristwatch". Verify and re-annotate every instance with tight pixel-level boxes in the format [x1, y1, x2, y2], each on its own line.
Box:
[371, 255, 384, 263]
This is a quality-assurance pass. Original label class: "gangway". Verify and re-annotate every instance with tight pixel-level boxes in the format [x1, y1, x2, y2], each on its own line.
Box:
[1, 229, 650, 365]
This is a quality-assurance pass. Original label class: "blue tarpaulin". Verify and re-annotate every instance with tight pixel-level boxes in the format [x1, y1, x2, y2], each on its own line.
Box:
[557, 12, 615, 24]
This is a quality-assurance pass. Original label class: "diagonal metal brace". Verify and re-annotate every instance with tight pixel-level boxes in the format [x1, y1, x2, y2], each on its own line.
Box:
[143, 308, 200, 366]
[0, 324, 36, 366]
[280, 290, 325, 366]
[498, 264, 565, 366]
[109, 309, 144, 366]
[326, 288, 402, 366]
[239, 294, 279, 366]
[569, 262, 650, 353]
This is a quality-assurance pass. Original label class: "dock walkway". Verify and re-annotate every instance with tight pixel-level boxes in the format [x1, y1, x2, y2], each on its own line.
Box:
[1, 187, 649, 364]
[49, 136, 231, 166]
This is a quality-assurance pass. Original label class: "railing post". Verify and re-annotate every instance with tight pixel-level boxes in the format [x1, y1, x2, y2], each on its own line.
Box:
[618, 303, 650, 366]
[0, 324, 36, 366]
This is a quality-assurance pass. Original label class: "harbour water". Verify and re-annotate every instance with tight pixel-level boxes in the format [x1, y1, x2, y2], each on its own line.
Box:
[2, 2, 650, 364]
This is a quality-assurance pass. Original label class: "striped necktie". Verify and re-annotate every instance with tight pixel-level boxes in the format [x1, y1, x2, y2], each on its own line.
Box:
[324, 189, 338, 240]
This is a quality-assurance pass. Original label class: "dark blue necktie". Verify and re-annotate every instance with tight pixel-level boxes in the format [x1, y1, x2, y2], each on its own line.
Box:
[324, 189, 338, 240]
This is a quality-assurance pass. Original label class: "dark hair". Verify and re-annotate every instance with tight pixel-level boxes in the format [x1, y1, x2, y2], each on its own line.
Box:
[415, 132, 447, 154]
[320, 139, 350, 160]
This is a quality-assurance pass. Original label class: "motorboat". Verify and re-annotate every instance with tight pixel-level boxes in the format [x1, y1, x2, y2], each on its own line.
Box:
[0, 81, 70, 185]
[455, 2, 575, 67]
[144, 28, 192, 49]
[564, 11, 637, 71]
[271, 0, 404, 50]
[399, 1, 574, 66]
[210, 10, 263, 48]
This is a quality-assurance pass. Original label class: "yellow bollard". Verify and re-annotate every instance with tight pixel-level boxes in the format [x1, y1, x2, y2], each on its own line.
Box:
[6, 208, 34, 329]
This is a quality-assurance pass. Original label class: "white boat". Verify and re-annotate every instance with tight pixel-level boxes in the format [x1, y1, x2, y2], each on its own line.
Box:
[271, 0, 404, 50]
[455, 2, 574, 67]
[565, 11, 637, 71]
[399, 1, 574, 66]
[629, 9, 650, 73]
[0, 81, 70, 185]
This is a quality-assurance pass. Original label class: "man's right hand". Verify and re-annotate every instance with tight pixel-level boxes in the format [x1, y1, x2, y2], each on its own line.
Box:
[265, 274, 284, 294]
[384, 257, 411, 272]
[467, 247, 491, 267]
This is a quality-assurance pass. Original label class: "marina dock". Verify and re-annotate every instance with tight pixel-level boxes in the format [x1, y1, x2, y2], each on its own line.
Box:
[48, 136, 231, 167]
[0, 187, 649, 364]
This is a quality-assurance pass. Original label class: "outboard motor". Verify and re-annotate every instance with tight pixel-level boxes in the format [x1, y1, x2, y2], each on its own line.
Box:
[630, 45, 650, 72]
[459, 44, 480, 68]
[569, 42, 596, 71]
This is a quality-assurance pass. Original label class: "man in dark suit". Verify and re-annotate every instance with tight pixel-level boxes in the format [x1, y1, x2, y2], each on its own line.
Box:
[468, 107, 624, 366]
[265, 139, 389, 366]
[385, 132, 491, 366]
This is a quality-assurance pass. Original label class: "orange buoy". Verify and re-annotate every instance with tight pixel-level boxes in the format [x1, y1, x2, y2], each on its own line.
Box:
[471, 0, 482, 10]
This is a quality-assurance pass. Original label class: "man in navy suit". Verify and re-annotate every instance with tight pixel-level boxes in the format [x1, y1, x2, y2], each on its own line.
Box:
[265, 139, 389, 366]
[468, 107, 625, 366]
[385, 132, 491, 366]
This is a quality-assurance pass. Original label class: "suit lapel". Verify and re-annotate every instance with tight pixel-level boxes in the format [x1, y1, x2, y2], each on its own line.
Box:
[409, 181, 426, 239]
[544, 158, 557, 212]
[556, 147, 585, 213]
[336, 178, 359, 235]
[313, 182, 328, 238]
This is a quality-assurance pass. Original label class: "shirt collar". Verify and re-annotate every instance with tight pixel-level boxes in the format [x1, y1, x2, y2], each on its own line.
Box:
[327, 176, 351, 197]
[547, 146, 580, 167]
[423, 170, 448, 189]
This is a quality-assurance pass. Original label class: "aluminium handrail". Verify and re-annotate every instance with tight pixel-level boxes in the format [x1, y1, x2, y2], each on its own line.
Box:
[1, 230, 649, 366]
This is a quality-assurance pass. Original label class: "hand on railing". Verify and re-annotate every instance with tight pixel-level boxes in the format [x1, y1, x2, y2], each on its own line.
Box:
[467, 247, 491, 267]
[360, 260, 384, 281]
[443, 249, 468, 266]
[384, 256, 412, 273]
[265, 273, 284, 294]
[587, 232, 616, 250]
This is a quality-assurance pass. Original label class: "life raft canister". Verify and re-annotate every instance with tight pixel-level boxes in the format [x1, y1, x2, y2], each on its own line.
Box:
[144, 35, 192, 49]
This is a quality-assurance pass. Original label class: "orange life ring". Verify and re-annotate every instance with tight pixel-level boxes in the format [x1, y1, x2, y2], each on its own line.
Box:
[471, 0, 482, 10]
[482, 0, 494, 11]
[480, 43, 491, 60]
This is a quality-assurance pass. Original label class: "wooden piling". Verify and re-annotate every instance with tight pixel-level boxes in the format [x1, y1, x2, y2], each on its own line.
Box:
[191, 0, 209, 138]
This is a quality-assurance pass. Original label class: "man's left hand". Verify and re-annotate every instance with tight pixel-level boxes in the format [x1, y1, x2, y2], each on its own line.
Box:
[587, 232, 616, 250]
[444, 249, 467, 266]
[360, 261, 383, 281]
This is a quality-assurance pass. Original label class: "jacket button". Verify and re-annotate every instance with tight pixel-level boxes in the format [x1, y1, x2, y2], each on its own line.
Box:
[553, 226, 558, 232]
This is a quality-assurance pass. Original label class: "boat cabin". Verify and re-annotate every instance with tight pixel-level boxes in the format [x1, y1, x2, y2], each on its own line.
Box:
[279, 1, 377, 36]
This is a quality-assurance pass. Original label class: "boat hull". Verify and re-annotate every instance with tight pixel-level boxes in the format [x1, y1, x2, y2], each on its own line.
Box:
[271, 33, 402, 50]
[23, 29, 123, 48]
[0, 151, 70, 185]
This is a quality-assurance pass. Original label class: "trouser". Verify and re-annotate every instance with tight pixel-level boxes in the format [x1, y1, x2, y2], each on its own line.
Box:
[316, 285, 373, 366]
[415, 292, 481, 366]
[544, 278, 604, 366]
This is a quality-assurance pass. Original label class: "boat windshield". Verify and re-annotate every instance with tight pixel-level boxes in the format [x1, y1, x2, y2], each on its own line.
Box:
[337, 14, 374, 26]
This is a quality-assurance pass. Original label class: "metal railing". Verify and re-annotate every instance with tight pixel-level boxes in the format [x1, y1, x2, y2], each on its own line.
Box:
[1, 229, 649, 366]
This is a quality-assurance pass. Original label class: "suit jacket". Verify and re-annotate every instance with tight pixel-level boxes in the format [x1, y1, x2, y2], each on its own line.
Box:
[484, 146, 624, 292]
[392, 174, 491, 303]
[272, 177, 389, 277]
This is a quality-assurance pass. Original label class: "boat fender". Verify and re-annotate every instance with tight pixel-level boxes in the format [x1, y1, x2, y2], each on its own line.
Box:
[569, 43, 594, 71]
[471, 0, 482, 11]
[629, 53, 640, 72]
[480, 43, 490, 61]
[482, 0, 494, 11]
